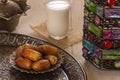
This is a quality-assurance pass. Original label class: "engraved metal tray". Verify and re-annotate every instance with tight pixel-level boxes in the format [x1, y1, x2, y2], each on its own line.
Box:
[0, 32, 87, 80]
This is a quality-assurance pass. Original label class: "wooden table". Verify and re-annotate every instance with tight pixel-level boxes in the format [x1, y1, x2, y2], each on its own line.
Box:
[13, 0, 120, 80]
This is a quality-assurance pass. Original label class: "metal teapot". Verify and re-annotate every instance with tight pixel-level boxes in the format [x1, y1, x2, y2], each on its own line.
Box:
[0, 0, 29, 32]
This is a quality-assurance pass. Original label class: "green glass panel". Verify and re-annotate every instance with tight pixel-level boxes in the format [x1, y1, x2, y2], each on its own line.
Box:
[103, 50, 120, 56]
[86, 0, 96, 13]
[115, 61, 120, 68]
[102, 55, 120, 60]
[94, 57, 99, 65]
[88, 23, 102, 37]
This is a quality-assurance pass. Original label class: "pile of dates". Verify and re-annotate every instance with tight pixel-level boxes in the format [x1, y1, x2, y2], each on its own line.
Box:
[15, 44, 59, 71]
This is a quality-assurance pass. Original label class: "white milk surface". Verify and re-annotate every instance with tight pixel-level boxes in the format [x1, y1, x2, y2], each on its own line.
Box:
[46, 0, 70, 40]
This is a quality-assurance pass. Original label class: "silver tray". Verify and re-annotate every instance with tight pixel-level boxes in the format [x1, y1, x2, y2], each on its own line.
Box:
[0, 32, 87, 80]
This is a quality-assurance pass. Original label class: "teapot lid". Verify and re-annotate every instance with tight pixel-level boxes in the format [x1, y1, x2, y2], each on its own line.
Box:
[11, 0, 29, 12]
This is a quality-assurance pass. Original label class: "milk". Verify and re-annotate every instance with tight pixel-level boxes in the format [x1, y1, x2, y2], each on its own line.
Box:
[46, 0, 70, 40]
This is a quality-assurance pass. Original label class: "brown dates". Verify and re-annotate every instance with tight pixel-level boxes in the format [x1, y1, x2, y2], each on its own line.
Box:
[15, 44, 59, 71]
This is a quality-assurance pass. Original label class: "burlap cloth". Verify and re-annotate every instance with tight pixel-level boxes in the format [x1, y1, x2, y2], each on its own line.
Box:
[31, 22, 82, 49]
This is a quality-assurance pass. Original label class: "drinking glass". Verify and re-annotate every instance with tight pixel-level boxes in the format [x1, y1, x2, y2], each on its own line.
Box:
[45, 0, 72, 40]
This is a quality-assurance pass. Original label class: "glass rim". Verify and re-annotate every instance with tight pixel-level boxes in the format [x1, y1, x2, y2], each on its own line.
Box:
[46, 0, 71, 10]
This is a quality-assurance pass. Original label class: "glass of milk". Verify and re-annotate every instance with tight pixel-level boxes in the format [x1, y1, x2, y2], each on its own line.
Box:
[46, 0, 71, 40]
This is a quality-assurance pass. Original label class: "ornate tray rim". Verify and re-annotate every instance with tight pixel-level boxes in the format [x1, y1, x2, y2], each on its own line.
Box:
[0, 32, 87, 80]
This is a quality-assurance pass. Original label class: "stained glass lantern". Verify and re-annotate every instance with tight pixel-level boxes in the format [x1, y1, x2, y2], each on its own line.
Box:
[83, 0, 120, 69]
